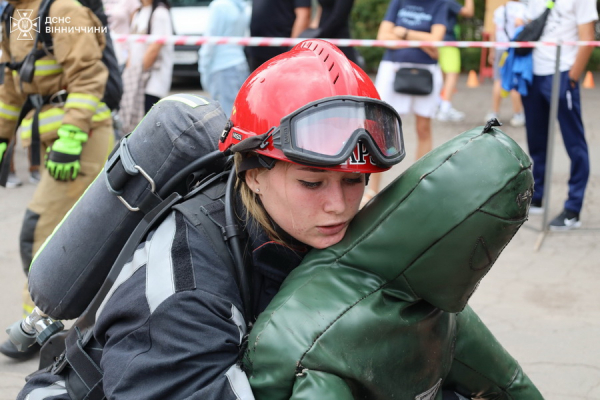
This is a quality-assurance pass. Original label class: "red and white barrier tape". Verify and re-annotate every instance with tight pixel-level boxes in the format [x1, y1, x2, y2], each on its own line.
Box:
[112, 34, 600, 48]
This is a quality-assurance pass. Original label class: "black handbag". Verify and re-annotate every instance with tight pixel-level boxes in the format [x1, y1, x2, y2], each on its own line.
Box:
[513, 0, 555, 56]
[393, 67, 433, 95]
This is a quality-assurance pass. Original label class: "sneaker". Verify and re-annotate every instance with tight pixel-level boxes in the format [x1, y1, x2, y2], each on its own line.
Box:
[510, 113, 525, 127]
[549, 209, 581, 231]
[0, 338, 40, 361]
[5, 172, 23, 188]
[436, 107, 465, 122]
[528, 201, 544, 215]
[29, 170, 41, 184]
[484, 112, 498, 124]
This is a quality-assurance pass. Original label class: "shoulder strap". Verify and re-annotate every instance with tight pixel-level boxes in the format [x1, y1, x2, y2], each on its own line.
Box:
[173, 172, 250, 316]
[1, 3, 14, 41]
[3, 0, 55, 83]
[38, 0, 57, 54]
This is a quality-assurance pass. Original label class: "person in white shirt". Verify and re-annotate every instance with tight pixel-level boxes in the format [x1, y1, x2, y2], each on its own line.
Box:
[103, 0, 141, 69]
[521, 0, 597, 230]
[119, 0, 175, 133]
[130, 0, 174, 112]
[485, 0, 526, 127]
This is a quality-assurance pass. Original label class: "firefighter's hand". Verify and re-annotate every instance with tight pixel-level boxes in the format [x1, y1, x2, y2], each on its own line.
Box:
[0, 139, 7, 166]
[46, 124, 88, 181]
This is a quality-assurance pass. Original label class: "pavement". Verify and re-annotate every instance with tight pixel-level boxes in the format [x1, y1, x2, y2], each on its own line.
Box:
[0, 75, 599, 399]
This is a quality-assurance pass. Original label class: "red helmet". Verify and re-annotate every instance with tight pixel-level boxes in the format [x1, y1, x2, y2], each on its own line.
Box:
[219, 39, 405, 173]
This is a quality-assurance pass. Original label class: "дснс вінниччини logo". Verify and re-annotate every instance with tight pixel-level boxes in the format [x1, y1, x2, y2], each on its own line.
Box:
[10, 10, 40, 40]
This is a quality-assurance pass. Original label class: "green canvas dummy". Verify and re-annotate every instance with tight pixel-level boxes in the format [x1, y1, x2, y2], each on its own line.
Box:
[243, 125, 544, 399]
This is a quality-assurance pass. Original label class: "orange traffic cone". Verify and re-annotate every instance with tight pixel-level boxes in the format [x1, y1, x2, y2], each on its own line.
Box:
[466, 70, 479, 88]
[582, 71, 595, 89]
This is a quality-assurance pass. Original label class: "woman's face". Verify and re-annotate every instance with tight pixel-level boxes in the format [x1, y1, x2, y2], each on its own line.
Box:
[246, 163, 365, 249]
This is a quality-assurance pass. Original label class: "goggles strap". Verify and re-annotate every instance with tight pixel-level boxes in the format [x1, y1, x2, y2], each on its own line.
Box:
[230, 129, 274, 154]
[237, 154, 276, 177]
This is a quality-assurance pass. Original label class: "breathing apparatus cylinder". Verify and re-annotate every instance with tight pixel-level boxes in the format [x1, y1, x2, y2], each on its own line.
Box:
[28, 95, 228, 320]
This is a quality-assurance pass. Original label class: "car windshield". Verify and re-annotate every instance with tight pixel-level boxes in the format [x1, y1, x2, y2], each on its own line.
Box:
[170, 0, 212, 7]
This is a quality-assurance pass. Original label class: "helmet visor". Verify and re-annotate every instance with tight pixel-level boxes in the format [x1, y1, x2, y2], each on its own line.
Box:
[278, 97, 405, 168]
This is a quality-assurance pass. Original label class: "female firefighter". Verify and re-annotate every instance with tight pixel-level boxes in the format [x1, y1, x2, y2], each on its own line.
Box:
[17, 40, 406, 399]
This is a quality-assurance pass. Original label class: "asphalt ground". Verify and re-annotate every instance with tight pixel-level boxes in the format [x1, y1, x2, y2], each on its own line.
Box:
[0, 74, 599, 399]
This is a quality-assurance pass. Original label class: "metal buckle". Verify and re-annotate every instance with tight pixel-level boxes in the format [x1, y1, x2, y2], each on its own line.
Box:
[116, 165, 156, 212]
[49, 89, 68, 107]
[50, 351, 68, 375]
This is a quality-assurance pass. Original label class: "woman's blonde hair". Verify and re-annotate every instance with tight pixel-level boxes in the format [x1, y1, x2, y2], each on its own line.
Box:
[234, 152, 286, 245]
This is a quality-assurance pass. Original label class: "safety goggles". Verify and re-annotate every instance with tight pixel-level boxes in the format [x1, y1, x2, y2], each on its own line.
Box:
[269, 96, 405, 168]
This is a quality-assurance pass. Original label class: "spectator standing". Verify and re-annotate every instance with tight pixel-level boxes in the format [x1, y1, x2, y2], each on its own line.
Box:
[199, 0, 250, 117]
[485, 0, 526, 126]
[435, 0, 474, 122]
[0, 0, 114, 359]
[306, 0, 360, 65]
[364, 0, 447, 203]
[1, 0, 40, 188]
[247, 0, 312, 71]
[522, 0, 597, 230]
[119, 0, 174, 134]
[103, 0, 141, 69]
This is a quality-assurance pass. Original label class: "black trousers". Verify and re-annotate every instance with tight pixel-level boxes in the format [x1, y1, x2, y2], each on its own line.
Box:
[144, 94, 161, 114]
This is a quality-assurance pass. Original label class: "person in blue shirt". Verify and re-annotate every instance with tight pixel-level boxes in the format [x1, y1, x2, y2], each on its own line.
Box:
[199, 0, 250, 117]
[364, 0, 447, 205]
[435, 0, 474, 122]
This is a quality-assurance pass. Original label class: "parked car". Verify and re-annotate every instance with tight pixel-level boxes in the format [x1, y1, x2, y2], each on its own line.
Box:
[170, 0, 212, 79]
[170, 0, 251, 81]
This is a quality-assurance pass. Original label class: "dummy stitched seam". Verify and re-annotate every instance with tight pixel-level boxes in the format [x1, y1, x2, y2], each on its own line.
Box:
[507, 367, 520, 390]
[451, 358, 517, 399]
[488, 128, 530, 169]
[461, 223, 523, 309]
[473, 167, 532, 222]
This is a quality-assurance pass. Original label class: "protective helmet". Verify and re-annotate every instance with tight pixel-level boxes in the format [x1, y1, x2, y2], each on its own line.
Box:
[219, 39, 405, 173]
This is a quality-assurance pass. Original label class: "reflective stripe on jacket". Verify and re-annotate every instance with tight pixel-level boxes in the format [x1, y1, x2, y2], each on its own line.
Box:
[0, 0, 108, 141]
[17, 103, 111, 146]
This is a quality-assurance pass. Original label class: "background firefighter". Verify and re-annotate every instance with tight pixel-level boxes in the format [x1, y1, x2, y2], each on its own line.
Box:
[0, 0, 114, 359]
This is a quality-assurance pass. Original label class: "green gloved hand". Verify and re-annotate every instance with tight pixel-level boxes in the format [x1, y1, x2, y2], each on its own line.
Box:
[46, 124, 88, 181]
[0, 139, 7, 166]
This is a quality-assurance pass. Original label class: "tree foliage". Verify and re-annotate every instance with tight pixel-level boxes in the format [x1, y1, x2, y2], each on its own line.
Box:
[350, 0, 388, 72]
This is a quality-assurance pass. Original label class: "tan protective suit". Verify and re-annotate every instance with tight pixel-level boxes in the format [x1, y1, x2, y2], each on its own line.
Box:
[0, 0, 114, 315]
